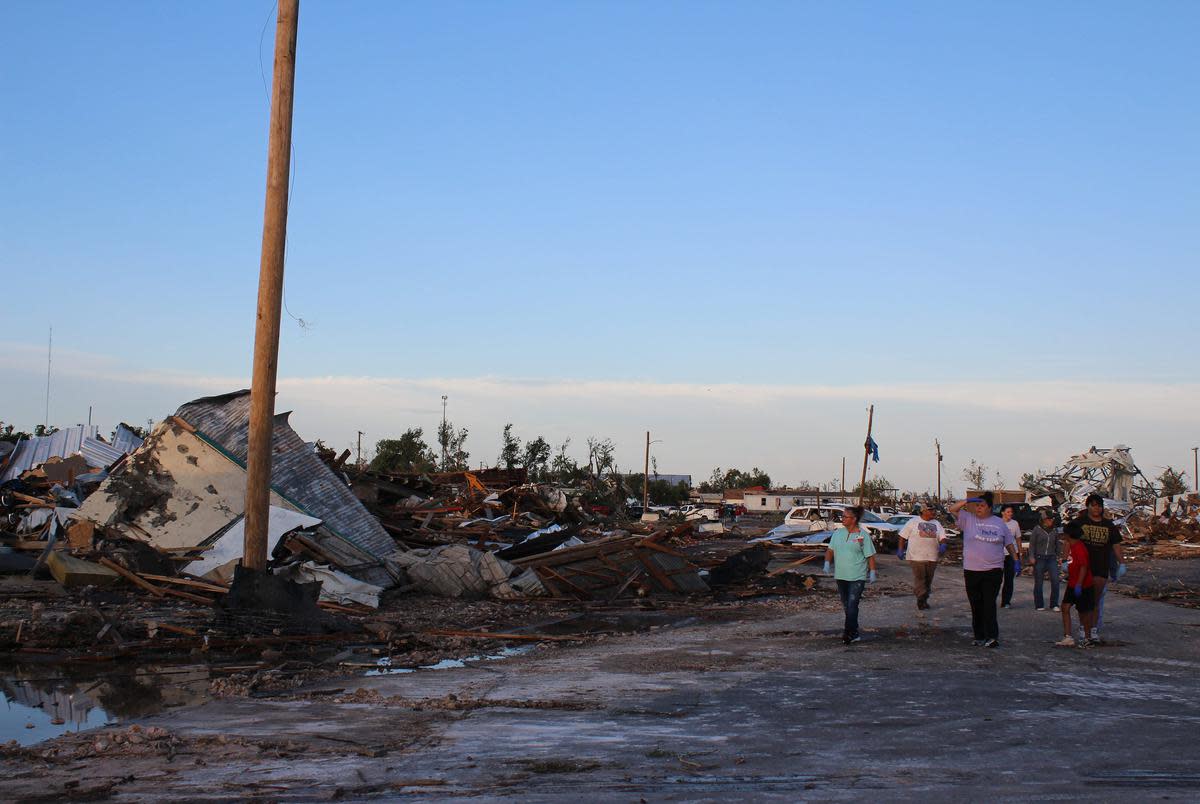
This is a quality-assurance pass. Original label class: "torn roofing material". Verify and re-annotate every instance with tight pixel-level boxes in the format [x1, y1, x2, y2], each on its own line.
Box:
[174, 390, 395, 560]
[109, 424, 146, 456]
[1, 425, 97, 482]
[1, 425, 145, 483]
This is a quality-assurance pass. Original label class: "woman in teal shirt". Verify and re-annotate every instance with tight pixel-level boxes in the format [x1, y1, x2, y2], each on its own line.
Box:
[823, 506, 878, 645]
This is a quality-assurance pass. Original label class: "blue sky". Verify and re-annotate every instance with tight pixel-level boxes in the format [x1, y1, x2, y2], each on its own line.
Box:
[2, 2, 1197, 491]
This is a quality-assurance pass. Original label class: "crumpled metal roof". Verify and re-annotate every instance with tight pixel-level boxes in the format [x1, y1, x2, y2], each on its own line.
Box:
[0, 424, 146, 483]
[173, 390, 395, 561]
[1, 425, 98, 483]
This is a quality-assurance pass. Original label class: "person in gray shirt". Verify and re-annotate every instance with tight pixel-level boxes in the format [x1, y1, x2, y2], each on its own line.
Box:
[1028, 510, 1064, 611]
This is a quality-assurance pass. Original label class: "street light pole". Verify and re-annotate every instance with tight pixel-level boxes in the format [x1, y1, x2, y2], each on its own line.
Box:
[643, 431, 650, 511]
[440, 395, 448, 469]
[935, 438, 943, 502]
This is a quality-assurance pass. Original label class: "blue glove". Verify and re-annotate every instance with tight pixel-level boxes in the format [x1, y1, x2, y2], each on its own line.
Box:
[1074, 583, 1083, 597]
[823, 560, 831, 575]
[896, 547, 906, 560]
[937, 542, 947, 555]
[1013, 558, 1022, 575]
[868, 570, 877, 584]
[1113, 563, 1127, 580]
[1061, 560, 1068, 575]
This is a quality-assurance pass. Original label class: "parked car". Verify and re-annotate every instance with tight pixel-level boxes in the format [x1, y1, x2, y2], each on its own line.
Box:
[992, 502, 1039, 533]
[759, 504, 902, 547]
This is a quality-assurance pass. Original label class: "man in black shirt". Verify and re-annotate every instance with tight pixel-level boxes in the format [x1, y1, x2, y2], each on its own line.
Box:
[1062, 493, 1126, 641]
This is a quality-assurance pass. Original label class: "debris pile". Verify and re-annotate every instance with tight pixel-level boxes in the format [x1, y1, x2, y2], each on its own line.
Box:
[1022, 445, 1155, 508]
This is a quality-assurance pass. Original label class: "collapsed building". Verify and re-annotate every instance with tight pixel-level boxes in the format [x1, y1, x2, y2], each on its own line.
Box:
[2, 390, 712, 615]
[1022, 445, 1156, 510]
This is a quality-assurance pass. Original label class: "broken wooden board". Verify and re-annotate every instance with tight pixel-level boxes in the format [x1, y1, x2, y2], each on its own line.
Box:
[47, 552, 121, 588]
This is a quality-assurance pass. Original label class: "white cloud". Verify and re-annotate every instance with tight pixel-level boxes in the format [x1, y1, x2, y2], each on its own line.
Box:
[2, 340, 1195, 493]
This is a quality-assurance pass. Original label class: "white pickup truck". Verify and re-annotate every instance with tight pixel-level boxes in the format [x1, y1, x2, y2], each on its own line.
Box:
[679, 504, 720, 522]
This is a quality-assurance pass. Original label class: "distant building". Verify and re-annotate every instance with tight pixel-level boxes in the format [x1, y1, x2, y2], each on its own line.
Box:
[642, 473, 692, 487]
[738, 489, 858, 512]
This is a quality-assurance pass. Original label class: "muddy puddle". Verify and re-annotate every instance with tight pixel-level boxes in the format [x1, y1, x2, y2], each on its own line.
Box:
[0, 662, 211, 746]
[362, 645, 534, 676]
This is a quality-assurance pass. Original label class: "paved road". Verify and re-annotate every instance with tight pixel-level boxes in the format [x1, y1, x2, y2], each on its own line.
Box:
[4, 559, 1200, 801]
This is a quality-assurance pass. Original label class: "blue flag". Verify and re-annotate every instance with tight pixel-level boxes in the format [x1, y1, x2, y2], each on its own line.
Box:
[867, 436, 880, 463]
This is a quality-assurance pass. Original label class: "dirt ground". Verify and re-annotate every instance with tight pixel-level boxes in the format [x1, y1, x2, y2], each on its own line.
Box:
[3, 556, 1200, 802]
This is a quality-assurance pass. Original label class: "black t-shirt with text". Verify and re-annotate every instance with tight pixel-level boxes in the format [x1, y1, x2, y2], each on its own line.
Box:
[1063, 516, 1122, 577]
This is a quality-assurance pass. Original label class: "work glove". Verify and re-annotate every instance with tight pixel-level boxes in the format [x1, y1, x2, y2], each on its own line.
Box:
[1013, 558, 1022, 575]
[1074, 583, 1083, 597]
[1061, 561, 1068, 576]
[868, 570, 877, 584]
[896, 547, 906, 560]
[938, 542, 947, 555]
[1112, 563, 1127, 580]
[823, 560, 832, 575]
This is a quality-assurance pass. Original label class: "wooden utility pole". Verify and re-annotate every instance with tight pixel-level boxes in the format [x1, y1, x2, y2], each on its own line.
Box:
[244, 0, 299, 572]
[858, 405, 874, 506]
[643, 431, 650, 511]
[935, 438, 943, 502]
[1193, 447, 1198, 492]
[356, 431, 364, 470]
[841, 457, 846, 497]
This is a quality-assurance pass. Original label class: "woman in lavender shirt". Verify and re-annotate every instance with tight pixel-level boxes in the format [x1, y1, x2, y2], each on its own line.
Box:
[948, 492, 1021, 647]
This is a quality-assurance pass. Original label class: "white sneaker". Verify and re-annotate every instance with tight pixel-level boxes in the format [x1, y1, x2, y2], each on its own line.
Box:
[1036, 607, 1046, 611]
[1056, 635, 1076, 647]
[1052, 606, 1061, 612]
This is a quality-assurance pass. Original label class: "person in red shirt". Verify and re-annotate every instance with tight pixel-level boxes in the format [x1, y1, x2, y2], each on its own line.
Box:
[1057, 527, 1096, 647]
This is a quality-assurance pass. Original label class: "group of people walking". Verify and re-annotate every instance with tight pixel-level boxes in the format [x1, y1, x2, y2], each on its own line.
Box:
[822, 492, 1127, 648]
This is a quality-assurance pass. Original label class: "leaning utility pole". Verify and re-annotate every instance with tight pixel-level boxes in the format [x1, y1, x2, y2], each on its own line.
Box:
[643, 431, 650, 511]
[244, 0, 299, 572]
[935, 438, 943, 501]
[356, 430, 364, 470]
[858, 405, 874, 506]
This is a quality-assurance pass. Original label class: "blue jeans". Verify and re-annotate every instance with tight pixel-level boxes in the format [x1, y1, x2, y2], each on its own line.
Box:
[836, 579, 866, 639]
[1033, 556, 1060, 609]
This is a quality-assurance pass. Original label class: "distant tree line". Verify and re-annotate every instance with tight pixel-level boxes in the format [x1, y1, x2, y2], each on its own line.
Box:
[697, 467, 772, 493]
[368, 422, 621, 485]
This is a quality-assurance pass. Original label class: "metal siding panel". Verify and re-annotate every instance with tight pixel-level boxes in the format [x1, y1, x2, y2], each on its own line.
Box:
[0, 425, 98, 482]
[80, 438, 125, 468]
[110, 425, 145, 455]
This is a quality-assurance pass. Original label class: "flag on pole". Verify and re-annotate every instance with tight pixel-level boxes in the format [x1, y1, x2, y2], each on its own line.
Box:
[867, 436, 880, 463]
